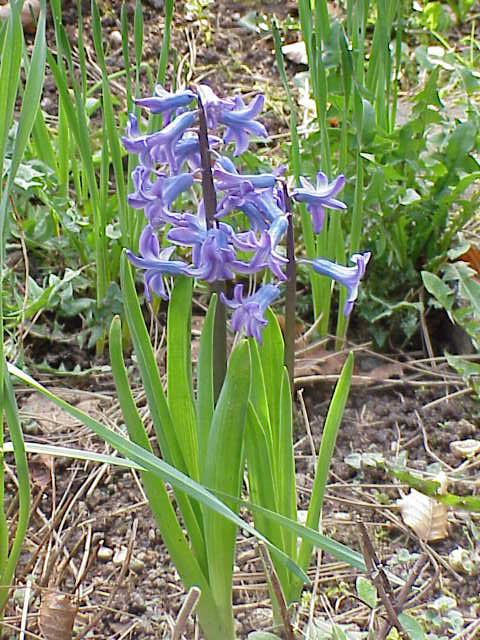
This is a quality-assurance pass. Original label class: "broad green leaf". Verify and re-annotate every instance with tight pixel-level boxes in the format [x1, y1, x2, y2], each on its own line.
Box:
[445, 352, 480, 382]
[398, 613, 425, 640]
[421, 271, 453, 311]
[356, 576, 377, 608]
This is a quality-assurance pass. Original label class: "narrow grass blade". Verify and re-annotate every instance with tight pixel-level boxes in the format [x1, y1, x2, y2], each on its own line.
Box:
[91, 0, 129, 246]
[0, 368, 30, 612]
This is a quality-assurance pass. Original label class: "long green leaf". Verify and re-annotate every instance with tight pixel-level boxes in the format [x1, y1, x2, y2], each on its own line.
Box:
[294, 352, 354, 597]
[197, 294, 217, 479]
[120, 253, 185, 469]
[120, 254, 208, 565]
[109, 316, 214, 614]
[7, 362, 307, 584]
[204, 340, 251, 636]
[167, 276, 199, 481]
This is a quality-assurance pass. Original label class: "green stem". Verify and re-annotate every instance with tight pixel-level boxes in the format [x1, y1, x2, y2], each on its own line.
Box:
[283, 184, 296, 394]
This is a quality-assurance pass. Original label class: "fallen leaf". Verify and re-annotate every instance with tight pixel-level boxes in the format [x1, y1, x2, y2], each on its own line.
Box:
[397, 472, 449, 541]
[456, 245, 480, 275]
[38, 591, 77, 640]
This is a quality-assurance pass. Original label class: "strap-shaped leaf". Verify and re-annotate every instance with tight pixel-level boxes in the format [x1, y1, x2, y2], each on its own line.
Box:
[109, 316, 212, 610]
[167, 276, 199, 481]
[8, 362, 307, 585]
[203, 340, 251, 633]
[197, 294, 217, 480]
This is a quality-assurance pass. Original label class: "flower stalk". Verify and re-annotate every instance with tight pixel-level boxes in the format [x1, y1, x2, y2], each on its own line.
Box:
[198, 97, 227, 400]
[283, 182, 296, 393]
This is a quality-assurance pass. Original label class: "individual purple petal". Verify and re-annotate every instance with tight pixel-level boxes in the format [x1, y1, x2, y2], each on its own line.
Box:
[171, 131, 221, 170]
[126, 225, 190, 301]
[220, 95, 268, 155]
[216, 195, 268, 231]
[291, 172, 347, 232]
[121, 114, 155, 168]
[233, 223, 288, 281]
[145, 111, 196, 172]
[197, 84, 236, 129]
[134, 85, 196, 123]
[220, 283, 280, 343]
[167, 213, 207, 267]
[213, 158, 276, 190]
[302, 252, 371, 316]
[127, 165, 159, 209]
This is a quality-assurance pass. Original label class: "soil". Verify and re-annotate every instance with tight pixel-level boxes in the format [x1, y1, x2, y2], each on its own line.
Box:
[5, 1, 480, 639]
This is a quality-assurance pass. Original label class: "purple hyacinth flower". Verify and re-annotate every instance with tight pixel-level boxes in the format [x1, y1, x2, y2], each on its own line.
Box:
[127, 169, 193, 227]
[122, 114, 155, 168]
[302, 252, 371, 316]
[144, 111, 196, 172]
[233, 218, 288, 280]
[145, 172, 195, 227]
[134, 85, 196, 123]
[220, 283, 280, 343]
[126, 225, 190, 301]
[197, 84, 236, 129]
[220, 95, 268, 156]
[174, 132, 222, 170]
[292, 172, 347, 233]
[213, 157, 276, 191]
[167, 211, 239, 281]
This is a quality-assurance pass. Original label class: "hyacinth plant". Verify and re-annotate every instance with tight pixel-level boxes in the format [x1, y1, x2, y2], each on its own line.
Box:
[108, 82, 370, 636]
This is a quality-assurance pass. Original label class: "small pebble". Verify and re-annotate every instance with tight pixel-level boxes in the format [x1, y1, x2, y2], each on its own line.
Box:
[129, 592, 147, 615]
[130, 557, 145, 572]
[97, 546, 113, 561]
[113, 546, 127, 566]
[110, 30, 123, 49]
